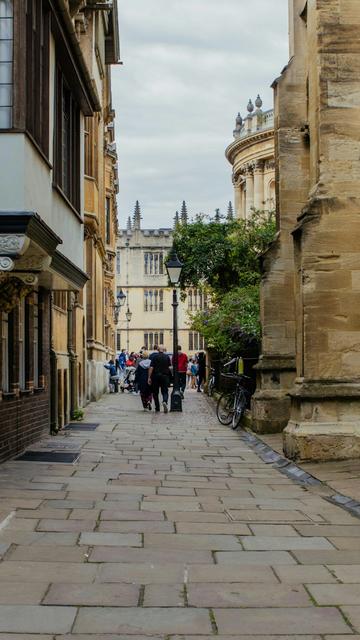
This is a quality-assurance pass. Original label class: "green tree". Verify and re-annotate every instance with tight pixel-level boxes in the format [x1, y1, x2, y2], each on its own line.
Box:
[172, 210, 275, 355]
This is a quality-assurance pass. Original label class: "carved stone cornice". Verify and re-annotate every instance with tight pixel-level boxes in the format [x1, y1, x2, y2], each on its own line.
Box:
[225, 127, 274, 166]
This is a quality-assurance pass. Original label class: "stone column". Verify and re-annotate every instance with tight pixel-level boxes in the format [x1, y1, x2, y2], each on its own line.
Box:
[251, 0, 309, 434]
[253, 160, 265, 211]
[245, 165, 254, 219]
[233, 175, 242, 219]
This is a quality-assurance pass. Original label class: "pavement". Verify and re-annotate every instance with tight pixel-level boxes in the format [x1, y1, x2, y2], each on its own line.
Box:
[0, 389, 360, 638]
[260, 433, 360, 503]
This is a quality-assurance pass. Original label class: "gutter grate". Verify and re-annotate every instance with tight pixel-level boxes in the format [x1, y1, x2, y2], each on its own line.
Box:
[16, 451, 80, 463]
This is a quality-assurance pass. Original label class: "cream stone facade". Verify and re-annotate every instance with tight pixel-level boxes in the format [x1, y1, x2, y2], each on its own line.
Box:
[116, 204, 206, 356]
[254, 0, 360, 461]
[226, 96, 275, 220]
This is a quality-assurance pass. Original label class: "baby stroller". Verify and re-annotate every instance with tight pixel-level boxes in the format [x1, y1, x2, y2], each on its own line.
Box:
[120, 366, 137, 393]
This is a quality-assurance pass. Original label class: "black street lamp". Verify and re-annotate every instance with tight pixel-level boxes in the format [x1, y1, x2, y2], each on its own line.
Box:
[113, 288, 126, 323]
[165, 252, 183, 412]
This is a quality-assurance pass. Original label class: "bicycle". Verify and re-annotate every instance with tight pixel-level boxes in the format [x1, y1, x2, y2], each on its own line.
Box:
[207, 367, 216, 397]
[216, 358, 251, 430]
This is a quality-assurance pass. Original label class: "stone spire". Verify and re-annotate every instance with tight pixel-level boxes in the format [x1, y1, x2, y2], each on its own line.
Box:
[214, 208, 221, 222]
[181, 201, 188, 225]
[227, 201, 234, 220]
[126, 216, 132, 231]
[174, 211, 180, 228]
[133, 200, 142, 230]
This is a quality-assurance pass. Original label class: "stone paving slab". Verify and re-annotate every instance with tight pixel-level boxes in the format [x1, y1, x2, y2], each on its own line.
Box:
[0, 582, 48, 604]
[98, 520, 174, 533]
[7, 544, 88, 562]
[0, 561, 97, 583]
[329, 565, 360, 583]
[293, 550, 360, 564]
[273, 565, 337, 583]
[188, 582, 311, 607]
[308, 584, 360, 605]
[73, 607, 212, 634]
[215, 550, 297, 565]
[213, 607, 351, 635]
[0, 605, 77, 633]
[187, 564, 277, 583]
[242, 535, 335, 550]
[79, 532, 142, 546]
[43, 582, 140, 606]
[339, 606, 360, 632]
[143, 584, 185, 607]
[143, 533, 242, 550]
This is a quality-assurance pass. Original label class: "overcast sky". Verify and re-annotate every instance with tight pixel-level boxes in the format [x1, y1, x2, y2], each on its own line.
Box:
[112, 0, 289, 229]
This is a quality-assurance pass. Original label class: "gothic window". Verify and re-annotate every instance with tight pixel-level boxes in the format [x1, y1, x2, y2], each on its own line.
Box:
[116, 250, 121, 275]
[54, 64, 80, 211]
[33, 292, 39, 387]
[144, 289, 164, 312]
[26, 0, 50, 152]
[18, 298, 25, 390]
[105, 197, 111, 245]
[144, 331, 164, 350]
[144, 252, 164, 275]
[1, 312, 8, 391]
[188, 332, 204, 352]
[0, 0, 13, 129]
[188, 290, 193, 311]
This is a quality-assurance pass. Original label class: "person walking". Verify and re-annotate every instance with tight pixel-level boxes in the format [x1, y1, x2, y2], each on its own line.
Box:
[148, 345, 171, 413]
[118, 349, 127, 384]
[172, 345, 188, 399]
[104, 359, 119, 393]
[190, 358, 198, 389]
[135, 350, 153, 411]
[196, 351, 206, 393]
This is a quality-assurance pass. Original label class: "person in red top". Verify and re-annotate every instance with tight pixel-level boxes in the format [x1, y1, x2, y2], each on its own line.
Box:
[172, 345, 188, 399]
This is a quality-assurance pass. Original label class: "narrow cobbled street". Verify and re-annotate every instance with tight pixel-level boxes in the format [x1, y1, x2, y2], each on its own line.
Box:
[0, 392, 360, 638]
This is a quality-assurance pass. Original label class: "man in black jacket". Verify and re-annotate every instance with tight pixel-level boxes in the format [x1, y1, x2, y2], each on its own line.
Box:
[148, 345, 171, 413]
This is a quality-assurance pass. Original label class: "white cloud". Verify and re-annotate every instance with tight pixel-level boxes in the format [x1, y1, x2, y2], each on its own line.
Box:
[113, 0, 289, 228]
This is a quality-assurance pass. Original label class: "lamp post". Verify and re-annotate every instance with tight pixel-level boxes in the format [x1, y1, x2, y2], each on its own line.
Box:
[125, 307, 132, 351]
[113, 288, 126, 324]
[165, 252, 183, 412]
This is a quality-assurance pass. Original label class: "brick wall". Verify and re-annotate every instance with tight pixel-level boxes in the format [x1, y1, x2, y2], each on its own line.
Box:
[0, 290, 51, 463]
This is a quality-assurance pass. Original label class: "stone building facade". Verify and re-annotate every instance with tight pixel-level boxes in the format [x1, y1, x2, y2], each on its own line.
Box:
[115, 203, 206, 356]
[226, 96, 275, 220]
[254, 0, 360, 461]
[0, 0, 120, 457]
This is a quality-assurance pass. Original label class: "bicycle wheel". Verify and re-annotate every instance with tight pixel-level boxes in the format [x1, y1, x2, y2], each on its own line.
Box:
[232, 389, 247, 430]
[216, 393, 234, 425]
[208, 377, 215, 397]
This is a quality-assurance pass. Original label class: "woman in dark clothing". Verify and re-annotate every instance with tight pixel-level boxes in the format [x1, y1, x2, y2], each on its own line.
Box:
[134, 351, 153, 410]
[196, 351, 206, 393]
